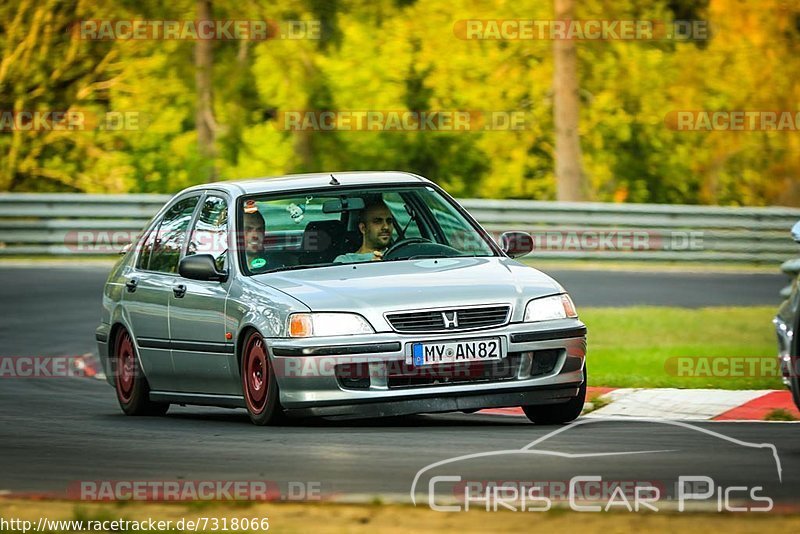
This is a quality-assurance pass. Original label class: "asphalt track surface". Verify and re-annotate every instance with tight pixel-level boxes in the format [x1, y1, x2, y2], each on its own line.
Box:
[0, 266, 797, 505]
[1, 377, 798, 504]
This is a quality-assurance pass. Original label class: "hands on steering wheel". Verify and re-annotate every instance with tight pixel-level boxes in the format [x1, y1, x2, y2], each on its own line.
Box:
[382, 237, 430, 260]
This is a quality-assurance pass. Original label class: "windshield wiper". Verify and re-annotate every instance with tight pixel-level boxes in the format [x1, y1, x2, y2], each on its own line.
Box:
[383, 253, 488, 262]
[407, 254, 458, 260]
[259, 263, 334, 274]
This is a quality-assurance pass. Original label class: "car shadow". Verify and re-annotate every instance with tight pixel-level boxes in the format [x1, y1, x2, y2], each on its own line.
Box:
[159, 409, 531, 428]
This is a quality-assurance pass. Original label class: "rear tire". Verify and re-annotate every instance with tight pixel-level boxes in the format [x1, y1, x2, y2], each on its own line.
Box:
[522, 367, 587, 425]
[113, 328, 169, 416]
[241, 330, 285, 425]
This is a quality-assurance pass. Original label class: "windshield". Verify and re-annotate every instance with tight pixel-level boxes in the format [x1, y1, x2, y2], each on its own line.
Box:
[238, 185, 498, 275]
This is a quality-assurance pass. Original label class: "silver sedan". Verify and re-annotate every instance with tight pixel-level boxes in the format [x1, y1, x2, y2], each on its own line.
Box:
[774, 220, 800, 412]
[96, 172, 587, 425]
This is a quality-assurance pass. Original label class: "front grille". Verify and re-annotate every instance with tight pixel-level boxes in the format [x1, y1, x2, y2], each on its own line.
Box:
[386, 353, 522, 389]
[385, 305, 511, 333]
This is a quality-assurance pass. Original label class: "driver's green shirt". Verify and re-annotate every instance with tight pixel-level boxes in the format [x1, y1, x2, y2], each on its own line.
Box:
[334, 252, 378, 263]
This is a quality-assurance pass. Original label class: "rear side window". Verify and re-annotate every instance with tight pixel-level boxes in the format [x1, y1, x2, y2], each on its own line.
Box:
[136, 227, 157, 270]
[186, 195, 228, 272]
[142, 196, 200, 273]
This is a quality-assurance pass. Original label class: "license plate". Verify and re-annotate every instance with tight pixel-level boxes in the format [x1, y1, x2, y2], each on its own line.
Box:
[408, 338, 504, 366]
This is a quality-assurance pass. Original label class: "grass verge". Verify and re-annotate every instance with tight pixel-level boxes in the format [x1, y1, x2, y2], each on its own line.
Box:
[582, 306, 783, 390]
[1, 499, 799, 533]
[764, 408, 798, 421]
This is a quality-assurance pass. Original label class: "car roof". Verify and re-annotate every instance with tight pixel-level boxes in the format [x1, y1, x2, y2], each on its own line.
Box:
[179, 171, 431, 197]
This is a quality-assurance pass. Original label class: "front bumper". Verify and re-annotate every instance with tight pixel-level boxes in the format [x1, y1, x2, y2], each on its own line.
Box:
[95, 323, 113, 385]
[268, 318, 587, 414]
[284, 383, 581, 418]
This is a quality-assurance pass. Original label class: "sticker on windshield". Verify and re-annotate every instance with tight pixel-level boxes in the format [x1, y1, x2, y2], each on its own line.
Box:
[286, 203, 306, 223]
[243, 200, 258, 214]
[286, 196, 312, 224]
[250, 257, 267, 269]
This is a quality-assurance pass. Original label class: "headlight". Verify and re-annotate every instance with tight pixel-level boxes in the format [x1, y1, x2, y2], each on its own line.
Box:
[524, 294, 578, 322]
[287, 313, 375, 337]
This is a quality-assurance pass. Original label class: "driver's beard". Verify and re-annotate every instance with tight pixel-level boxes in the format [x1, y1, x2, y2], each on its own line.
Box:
[368, 231, 391, 250]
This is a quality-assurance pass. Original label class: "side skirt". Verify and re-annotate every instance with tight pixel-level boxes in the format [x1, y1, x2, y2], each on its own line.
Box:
[149, 391, 246, 408]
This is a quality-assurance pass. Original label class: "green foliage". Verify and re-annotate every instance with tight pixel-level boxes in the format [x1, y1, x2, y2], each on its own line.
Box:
[764, 408, 798, 421]
[1, 0, 798, 205]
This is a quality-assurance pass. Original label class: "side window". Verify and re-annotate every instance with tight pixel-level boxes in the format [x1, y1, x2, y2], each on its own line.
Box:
[147, 196, 200, 273]
[136, 227, 157, 270]
[419, 188, 492, 253]
[186, 195, 228, 272]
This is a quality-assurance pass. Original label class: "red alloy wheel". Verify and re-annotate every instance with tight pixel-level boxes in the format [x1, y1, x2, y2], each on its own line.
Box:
[244, 333, 269, 415]
[115, 330, 136, 403]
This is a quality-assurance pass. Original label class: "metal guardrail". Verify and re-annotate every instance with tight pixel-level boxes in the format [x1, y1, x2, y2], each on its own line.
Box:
[459, 199, 800, 264]
[780, 258, 800, 298]
[1, 193, 799, 266]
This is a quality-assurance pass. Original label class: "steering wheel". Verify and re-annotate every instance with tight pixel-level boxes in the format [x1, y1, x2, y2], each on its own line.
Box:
[382, 237, 431, 259]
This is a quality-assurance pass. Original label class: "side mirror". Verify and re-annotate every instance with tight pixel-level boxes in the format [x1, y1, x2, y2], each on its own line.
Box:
[500, 231, 534, 258]
[179, 254, 228, 282]
[792, 221, 800, 243]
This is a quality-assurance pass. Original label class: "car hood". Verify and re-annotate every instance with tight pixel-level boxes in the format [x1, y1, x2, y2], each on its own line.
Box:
[252, 257, 563, 332]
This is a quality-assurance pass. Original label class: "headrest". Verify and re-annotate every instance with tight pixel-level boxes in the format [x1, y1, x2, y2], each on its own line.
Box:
[302, 219, 344, 251]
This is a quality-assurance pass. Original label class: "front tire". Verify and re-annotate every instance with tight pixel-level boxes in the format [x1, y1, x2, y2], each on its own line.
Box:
[790, 370, 800, 412]
[113, 328, 169, 416]
[522, 367, 587, 425]
[241, 330, 284, 425]
[790, 325, 800, 411]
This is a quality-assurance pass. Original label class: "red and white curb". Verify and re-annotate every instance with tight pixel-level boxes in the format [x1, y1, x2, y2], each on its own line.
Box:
[73, 353, 105, 380]
[479, 386, 800, 421]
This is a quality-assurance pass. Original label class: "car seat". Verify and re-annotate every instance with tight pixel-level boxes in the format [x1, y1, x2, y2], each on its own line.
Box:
[301, 220, 347, 264]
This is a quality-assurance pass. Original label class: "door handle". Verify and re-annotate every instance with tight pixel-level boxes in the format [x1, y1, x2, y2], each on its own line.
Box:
[125, 278, 138, 293]
[173, 284, 187, 298]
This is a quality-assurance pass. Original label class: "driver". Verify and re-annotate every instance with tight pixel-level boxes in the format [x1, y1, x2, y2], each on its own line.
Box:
[334, 198, 394, 263]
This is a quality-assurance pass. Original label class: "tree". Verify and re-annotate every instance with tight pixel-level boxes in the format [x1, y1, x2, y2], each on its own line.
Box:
[195, 0, 216, 180]
[553, 0, 587, 200]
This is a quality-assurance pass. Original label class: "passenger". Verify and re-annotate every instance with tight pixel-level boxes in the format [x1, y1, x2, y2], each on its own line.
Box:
[334, 199, 394, 263]
[243, 209, 295, 271]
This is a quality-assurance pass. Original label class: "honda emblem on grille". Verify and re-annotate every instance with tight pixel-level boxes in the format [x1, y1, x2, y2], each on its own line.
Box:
[442, 311, 459, 329]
